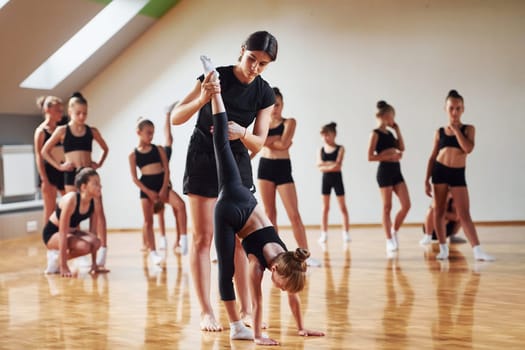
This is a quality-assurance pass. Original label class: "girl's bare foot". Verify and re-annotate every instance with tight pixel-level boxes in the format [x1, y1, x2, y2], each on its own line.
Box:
[200, 313, 223, 332]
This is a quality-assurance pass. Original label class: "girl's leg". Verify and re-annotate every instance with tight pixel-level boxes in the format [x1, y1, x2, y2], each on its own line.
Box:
[450, 187, 494, 260]
[277, 183, 308, 249]
[278, 183, 321, 266]
[392, 182, 411, 232]
[420, 206, 434, 245]
[141, 198, 162, 265]
[156, 207, 167, 249]
[46, 233, 92, 259]
[258, 179, 278, 227]
[379, 187, 393, 239]
[319, 195, 330, 243]
[75, 231, 102, 269]
[433, 184, 450, 259]
[188, 194, 222, 331]
[41, 182, 58, 226]
[336, 195, 351, 242]
[380, 187, 396, 252]
[168, 190, 188, 254]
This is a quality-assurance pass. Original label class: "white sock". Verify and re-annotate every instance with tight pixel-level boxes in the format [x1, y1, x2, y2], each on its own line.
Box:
[436, 244, 449, 260]
[44, 250, 60, 274]
[386, 238, 397, 252]
[200, 55, 219, 80]
[473, 245, 495, 261]
[230, 320, 254, 340]
[342, 231, 351, 242]
[96, 246, 107, 266]
[419, 234, 432, 245]
[179, 235, 188, 255]
[318, 231, 328, 243]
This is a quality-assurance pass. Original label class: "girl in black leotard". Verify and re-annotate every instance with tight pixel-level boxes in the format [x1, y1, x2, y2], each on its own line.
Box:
[424, 90, 494, 261]
[367, 101, 411, 254]
[129, 118, 187, 266]
[203, 57, 324, 345]
[34, 96, 66, 228]
[317, 122, 350, 244]
[42, 168, 108, 277]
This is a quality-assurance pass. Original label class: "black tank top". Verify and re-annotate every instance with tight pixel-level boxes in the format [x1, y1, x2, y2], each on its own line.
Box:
[193, 65, 275, 153]
[135, 145, 161, 169]
[55, 192, 94, 228]
[242, 226, 288, 269]
[267, 121, 285, 136]
[63, 125, 93, 152]
[374, 129, 397, 153]
[321, 145, 340, 161]
[438, 125, 468, 150]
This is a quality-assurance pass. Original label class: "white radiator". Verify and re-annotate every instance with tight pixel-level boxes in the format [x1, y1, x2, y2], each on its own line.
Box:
[0, 144, 37, 203]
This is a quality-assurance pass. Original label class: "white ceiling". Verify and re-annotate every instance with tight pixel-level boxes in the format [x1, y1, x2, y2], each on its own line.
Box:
[0, 0, 156, 115]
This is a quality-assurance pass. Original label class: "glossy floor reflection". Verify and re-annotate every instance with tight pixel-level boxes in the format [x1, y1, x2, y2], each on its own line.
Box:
[1, 226, 524, 349]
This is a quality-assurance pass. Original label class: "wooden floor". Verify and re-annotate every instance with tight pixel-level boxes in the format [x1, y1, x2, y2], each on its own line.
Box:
[1, 226, 524, 349]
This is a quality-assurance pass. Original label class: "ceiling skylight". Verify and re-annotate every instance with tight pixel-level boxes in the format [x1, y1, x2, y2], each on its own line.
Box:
[20, 0, 148, 90]
[0, 0, 11, 11]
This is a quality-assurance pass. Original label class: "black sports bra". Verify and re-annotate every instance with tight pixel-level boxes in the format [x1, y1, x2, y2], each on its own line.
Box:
[438, 125, 468, 150]
[321, 145, 340, 161]
[43, 128, 62, 146]
[135, 145, 161, 169]
[242, 226, 287, 269]
[63, 125, 93, 153]
[267, 121, 285, 136]
[55, 192, 94, 228]
[374, 129, 397, 153]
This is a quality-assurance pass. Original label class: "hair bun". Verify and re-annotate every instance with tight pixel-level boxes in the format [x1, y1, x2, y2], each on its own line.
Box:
[377, 100, 388, 109]
[293, 248, 311, 262]
[329, 122, 337, 128]
[71, 91, 84, 99]
[448, 89, 460, 98]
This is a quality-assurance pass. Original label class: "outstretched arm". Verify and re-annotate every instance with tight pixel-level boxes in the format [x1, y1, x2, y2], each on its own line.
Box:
[287, 292, 325, 337]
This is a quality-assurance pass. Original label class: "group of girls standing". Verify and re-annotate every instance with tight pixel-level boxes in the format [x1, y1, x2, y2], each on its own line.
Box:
[35, 93, 109, 276]
[367, 94, 494, 261]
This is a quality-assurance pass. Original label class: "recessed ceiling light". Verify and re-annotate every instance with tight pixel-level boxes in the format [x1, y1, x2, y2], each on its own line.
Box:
[20, 0, 148, 90]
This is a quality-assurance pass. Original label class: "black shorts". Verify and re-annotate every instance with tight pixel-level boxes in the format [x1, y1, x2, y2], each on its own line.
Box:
[64, 168, 78, 187]
[183, 130, 254, 198]
[257, 158, 294, 186]
[432, 162, 466, 187]
[376, 162, 404, 188]
[322, 172, 345, 196]
[42, 221, 59, 245]
[39, 163, 65, 191]
[140, 173, 164, 199]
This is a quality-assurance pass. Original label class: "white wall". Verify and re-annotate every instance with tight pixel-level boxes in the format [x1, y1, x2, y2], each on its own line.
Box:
[83, 0, 525, 229]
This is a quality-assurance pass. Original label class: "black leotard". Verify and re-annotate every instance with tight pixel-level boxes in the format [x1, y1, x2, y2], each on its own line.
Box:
[63, 125, 93, 153]
[212, 110, 284, 301]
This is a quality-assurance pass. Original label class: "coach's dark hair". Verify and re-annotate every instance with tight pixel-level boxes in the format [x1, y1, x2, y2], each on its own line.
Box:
[75, 167, 98, 189]
[446, 89, 464, 103]
[321, 122, 337, 135]
[243, 31, 278, 61]
[376, 100, 395, 117]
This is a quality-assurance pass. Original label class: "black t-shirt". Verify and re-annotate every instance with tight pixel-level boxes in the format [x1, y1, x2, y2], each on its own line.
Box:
[192, 65, 275, 152]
